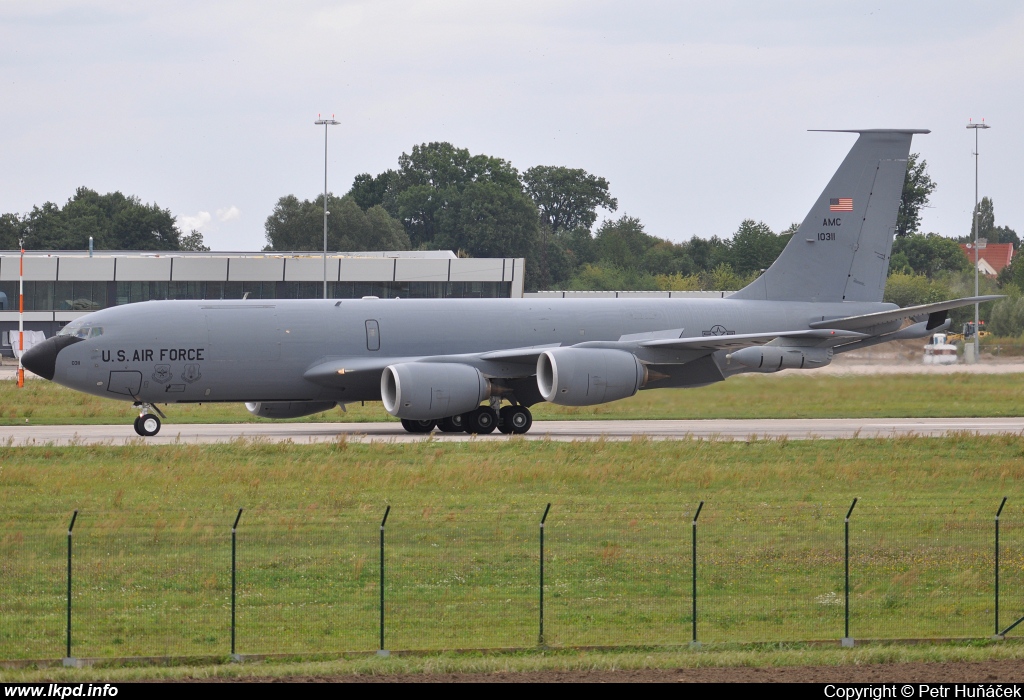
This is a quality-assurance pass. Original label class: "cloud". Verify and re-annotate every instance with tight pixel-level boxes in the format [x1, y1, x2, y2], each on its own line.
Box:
[216, 205, 240, 222]
[177, 211, 211, 231]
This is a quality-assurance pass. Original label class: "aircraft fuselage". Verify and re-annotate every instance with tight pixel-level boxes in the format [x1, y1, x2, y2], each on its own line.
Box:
[46, 296, 896, 405]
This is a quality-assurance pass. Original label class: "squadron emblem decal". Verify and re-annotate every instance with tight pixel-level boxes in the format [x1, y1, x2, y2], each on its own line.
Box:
[182, 364, 202, 383]
[151, 365, 172, 383]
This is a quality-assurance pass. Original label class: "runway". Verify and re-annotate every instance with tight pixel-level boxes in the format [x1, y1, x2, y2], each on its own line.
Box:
[2, 417, 1023, 445]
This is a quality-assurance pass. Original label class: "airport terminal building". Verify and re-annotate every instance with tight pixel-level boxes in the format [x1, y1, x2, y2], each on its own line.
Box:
[0, 250, 524, 357]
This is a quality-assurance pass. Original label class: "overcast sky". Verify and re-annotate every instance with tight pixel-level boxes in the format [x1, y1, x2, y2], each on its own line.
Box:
[1, 1, 1021, 251]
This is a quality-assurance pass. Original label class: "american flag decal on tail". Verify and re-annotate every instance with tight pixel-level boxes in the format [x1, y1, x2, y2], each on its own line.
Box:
[829, 197, 853, 212]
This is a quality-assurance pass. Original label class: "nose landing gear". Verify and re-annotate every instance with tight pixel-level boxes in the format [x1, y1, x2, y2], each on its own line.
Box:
[132, 403, 164, 437]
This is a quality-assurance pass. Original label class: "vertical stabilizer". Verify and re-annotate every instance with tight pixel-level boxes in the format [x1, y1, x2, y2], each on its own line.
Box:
[732, 129, 928, 303]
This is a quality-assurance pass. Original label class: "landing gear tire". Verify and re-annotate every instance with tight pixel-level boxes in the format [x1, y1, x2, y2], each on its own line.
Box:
[499, 405, 533, 435]
[437, 415, 465, 433]
[464, 406, 497, 434]
[401, 418, 436, 434]
[134, 414, 161, 437]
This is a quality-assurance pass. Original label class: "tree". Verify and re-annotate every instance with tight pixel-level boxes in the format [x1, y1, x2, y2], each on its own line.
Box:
[523, 166, 617, 234]
[263, 193, 410, 252]
[964, 197, 1019, 247]
[349, 170, 398, 212]
[883, 272, 951, 307]
[0, 213, 24, 249]
[179, 229, 211, 252]
[896, 153, 936, 237]
[434, 180, 539, 259]
[7, 187, 181, 250]
[388, 142, 524, 248]
[680, 235, 730, 272]
[566, 263, 657, 291]
[890, 233, 970, 277]
[704, 263, 747, 292]
[593, 216, 654, 267]
[987, 288, 1024, 337]
[726, 220, 790, 277]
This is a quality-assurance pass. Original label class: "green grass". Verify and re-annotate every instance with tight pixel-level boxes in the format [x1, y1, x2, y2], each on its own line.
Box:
[4, 642, 1024, 682]
[3, 437, 1024, 661]
[2, 371, 1024, 425]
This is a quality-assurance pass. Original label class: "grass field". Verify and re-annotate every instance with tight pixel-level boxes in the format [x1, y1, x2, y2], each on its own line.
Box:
[3, 437, 1024, 662]
[2, 371, 1024, 425]
[4, 642, 1024, 682]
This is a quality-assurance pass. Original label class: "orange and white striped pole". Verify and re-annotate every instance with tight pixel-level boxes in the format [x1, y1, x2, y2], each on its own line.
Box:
[17, 239, 24, 388]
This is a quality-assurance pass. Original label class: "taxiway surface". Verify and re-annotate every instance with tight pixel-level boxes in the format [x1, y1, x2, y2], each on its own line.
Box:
[1, 417, 1023, 445]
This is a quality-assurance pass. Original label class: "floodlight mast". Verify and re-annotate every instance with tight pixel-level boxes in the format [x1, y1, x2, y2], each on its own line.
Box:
[315, 115, 340, 300]
[967, 118, 990, 363]
[17, 239, 24, 388]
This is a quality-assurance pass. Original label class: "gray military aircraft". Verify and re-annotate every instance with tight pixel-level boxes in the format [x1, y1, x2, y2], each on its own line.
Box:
[22, 129, 1000, 436]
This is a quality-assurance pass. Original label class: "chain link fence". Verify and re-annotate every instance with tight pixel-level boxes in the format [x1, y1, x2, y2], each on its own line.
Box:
[2, 501, 1023, 661]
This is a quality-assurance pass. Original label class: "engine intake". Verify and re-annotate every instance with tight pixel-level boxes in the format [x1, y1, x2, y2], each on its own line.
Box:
[726, 346, 833, 371]
[537, 348, 646, 406]
[381, 362, 491, 420]
[245, 401, 339, 419]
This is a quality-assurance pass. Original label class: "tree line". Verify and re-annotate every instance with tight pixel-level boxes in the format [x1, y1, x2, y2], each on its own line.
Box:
[7, 145, 1024, 340]
[0, 187, 211, 252]
[263, 141, 805, 291]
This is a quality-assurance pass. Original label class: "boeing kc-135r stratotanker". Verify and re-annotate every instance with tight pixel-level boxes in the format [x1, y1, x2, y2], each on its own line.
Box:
[21, 130, 1001, 436]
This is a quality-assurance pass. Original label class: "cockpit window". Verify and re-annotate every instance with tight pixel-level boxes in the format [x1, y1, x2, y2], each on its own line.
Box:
[57, 322, 103, 339]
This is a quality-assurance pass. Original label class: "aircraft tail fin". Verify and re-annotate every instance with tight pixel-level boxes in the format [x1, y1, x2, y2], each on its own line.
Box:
[731, 129, 928, 303]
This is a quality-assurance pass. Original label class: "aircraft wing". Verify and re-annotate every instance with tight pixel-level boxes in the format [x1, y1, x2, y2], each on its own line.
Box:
[576, 328, 865, 353]
[304, 345, 559, 386]
[808, 296, 1004, 332]
[303, 330, 869, 388]
[636, 329, 865, 351]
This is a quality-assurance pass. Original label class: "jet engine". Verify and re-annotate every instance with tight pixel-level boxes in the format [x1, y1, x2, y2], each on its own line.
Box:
[381, 362, 491, 420]
[245, 401, 339, 419]
[726, 346, 833, 371]
[537, 348, 647, 406]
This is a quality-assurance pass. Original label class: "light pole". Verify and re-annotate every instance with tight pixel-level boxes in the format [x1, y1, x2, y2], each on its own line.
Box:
[17, 238, 24, 388]
[967, 118, 990, 363]
[315, 114, 340, 300]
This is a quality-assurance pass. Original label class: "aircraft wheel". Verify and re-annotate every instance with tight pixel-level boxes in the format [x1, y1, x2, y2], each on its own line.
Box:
[400, 418, 435, 433]
[505, 405, 532, 434]
[437, 415, 465, 433]
[138, 414, 161, 437]
[497, 407, 514, 434]
[465, 406, 497, 434]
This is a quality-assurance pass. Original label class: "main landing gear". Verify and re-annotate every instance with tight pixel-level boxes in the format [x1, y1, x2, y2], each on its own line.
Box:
[400, 403, 533, 436]
[132, 403, 163, 437]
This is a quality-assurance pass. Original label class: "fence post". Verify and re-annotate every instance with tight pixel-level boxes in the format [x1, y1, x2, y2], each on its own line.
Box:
[231, 508, 243, 662]
[842, 498, 858, 647]
[62, 510, 78, 667]
[539, 503, 551, 647]
[691, 501, 703, 648]
[995, 497, 1008, 639]
[378, 505, 390, 657]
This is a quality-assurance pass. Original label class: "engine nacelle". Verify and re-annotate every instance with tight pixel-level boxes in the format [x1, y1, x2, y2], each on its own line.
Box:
[381, 362, 490, 420]
[537, 348, 646, 406]
[245, 401, 339, 419]
[726, 346, 833, 371]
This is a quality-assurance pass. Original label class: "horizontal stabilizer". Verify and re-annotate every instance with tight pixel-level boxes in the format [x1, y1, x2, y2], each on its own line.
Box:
[808, 296, 1004, 331]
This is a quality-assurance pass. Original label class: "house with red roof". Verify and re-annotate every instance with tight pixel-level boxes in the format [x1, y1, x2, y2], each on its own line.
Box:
[959, 242, 1014, 277]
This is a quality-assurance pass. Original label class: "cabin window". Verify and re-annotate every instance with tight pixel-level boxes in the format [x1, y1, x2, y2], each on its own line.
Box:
[365, 320, 380, 351]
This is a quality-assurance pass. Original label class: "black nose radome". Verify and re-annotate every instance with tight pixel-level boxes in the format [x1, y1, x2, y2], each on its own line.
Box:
[21, 335, 84, 381]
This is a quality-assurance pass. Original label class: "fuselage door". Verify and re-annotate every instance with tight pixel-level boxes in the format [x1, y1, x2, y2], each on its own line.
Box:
[365, 320, 380, 351]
